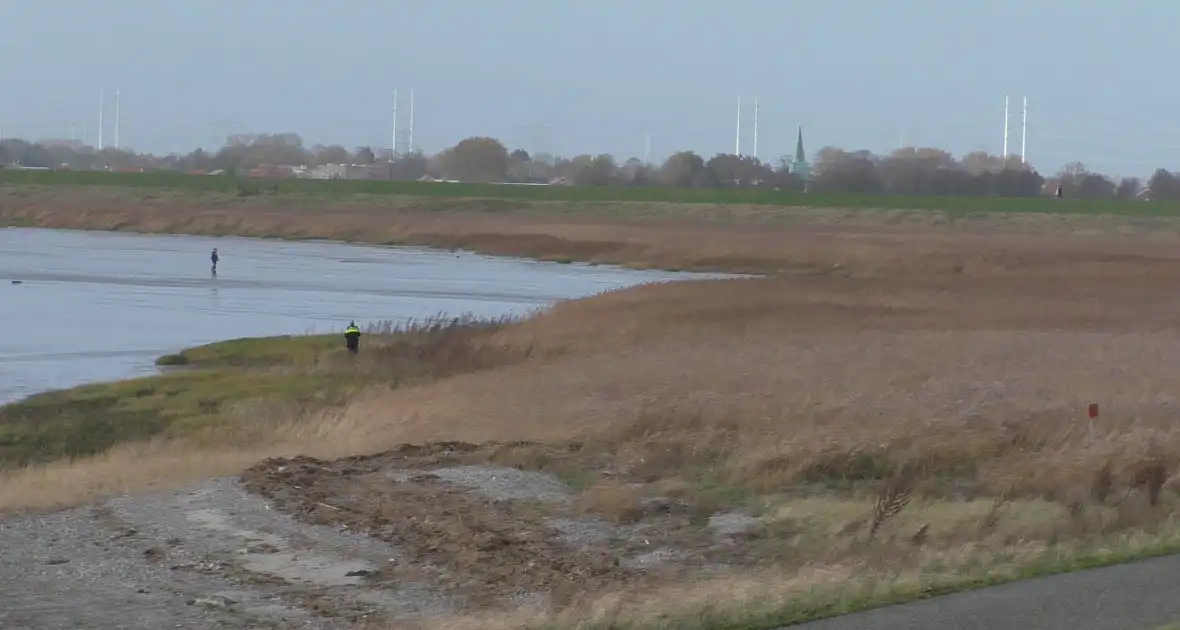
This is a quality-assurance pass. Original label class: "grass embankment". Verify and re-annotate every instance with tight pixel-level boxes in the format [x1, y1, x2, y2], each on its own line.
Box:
[7, 256, 1180, 627]
[0, 317, 526, 471]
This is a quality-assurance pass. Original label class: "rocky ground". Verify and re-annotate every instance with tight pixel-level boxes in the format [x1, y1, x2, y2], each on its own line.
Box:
[0, 442, 762, 629]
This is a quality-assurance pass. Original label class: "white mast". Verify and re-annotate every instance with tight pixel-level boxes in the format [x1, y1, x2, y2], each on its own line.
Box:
[752, 95, 759, 161]
[734, 95, 742, 156]
[1020, 96, 1028, 164]
[1001, 95, 1009, 161]
[97, 88, 105, 150]
[114, 87, 121, 149]
[643, 133, 651, 166]
[391, 88, 398, 159]
[407, 88, 415, 154]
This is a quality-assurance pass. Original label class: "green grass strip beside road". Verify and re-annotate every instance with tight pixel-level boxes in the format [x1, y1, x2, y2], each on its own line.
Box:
[559, 534, 1180, 630]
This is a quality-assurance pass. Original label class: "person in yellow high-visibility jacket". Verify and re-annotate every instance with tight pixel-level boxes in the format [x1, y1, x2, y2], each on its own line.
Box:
[344, 321, 362, 354]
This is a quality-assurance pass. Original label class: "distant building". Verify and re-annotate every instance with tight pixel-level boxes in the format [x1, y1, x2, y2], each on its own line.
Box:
[306, 163, 391, 180]
[789, 127, 811, 189]
[247, 164, 300, 179]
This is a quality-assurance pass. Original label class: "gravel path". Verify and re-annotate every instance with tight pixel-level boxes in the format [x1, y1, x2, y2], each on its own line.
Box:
[0, 506, 245, 629]
[0, 478, 452, 629]
[791, 554, 1180, 630]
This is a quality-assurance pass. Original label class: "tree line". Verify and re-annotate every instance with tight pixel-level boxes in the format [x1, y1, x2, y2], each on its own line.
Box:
[2, 132, 1178, 200]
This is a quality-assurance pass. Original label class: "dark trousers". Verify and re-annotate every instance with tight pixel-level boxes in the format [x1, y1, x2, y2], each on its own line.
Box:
[345, 333, 360, 354]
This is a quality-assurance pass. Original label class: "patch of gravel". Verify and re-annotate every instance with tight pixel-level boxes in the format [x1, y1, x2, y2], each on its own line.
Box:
[707, 511, 761, 538]
[621, 548, 688, 570]
[100, 478, 455, 625]
[546, 516, 618, 547]
[391, 465, 574, 503]
[0, 506, 250, 629]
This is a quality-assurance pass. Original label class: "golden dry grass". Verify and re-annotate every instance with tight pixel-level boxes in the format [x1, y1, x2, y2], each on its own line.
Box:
[5, 258, 1180, 626]
[9, 185, 1180, 626]
[576, 480, 646, 524]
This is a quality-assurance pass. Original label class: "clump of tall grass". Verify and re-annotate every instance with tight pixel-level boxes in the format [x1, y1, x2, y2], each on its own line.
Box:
[315, 313, 532, 381]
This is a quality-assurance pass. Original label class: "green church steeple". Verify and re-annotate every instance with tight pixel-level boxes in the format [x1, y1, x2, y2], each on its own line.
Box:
[790, 126, 810, 187]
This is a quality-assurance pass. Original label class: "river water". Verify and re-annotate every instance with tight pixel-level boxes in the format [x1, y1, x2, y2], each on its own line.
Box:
[0, 228, 705, 403]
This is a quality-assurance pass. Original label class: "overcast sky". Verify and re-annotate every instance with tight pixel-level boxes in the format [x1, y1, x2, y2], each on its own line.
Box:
[2, 1, 1177, 176]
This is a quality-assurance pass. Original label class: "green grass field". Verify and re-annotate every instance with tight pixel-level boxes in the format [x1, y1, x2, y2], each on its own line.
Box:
[4, 168, 1180, 216]
[0, 317, 517, 469]
[0, 334, 356, 468]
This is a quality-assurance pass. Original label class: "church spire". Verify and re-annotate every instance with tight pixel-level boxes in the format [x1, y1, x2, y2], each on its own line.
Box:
[790, 126, 811, 190]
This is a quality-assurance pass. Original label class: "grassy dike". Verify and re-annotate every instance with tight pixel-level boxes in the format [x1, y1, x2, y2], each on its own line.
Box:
[0, 317, 521, 469]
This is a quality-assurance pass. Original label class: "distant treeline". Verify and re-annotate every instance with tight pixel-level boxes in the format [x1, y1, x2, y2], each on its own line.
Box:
[7, 168, 1180, 217]
[4, 132, 1180, 204]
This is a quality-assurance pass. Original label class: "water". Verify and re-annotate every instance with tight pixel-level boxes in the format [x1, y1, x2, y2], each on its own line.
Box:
[0, 228, 708, 403]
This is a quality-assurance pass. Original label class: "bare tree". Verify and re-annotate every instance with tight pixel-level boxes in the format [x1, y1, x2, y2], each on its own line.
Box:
[312, 144, 351, 166]
[658, 151, 707, 188]
[571, 154, 617, 186]
[352, 146, 377, 165]
[441, 137, 509, 182]
[1148, 169, 1180, 200]
[1115, 177, 1142, 200]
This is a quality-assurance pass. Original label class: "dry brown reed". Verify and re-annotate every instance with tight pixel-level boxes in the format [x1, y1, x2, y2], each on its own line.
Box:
[9, 184, 1180, 275]
[7, 185, 1180, 626]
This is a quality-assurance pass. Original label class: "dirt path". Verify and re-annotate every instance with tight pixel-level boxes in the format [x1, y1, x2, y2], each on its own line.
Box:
[0, 478, 453, 629]
[0, 444, 739, 628]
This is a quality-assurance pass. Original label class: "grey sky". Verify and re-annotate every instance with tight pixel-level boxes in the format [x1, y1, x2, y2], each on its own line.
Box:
[1, 1, 1177, 176]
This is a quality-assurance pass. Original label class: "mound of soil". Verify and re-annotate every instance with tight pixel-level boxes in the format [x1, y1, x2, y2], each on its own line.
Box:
[241, 448, 642, 608]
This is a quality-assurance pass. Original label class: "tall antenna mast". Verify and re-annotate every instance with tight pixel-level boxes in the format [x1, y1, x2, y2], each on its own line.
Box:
[1020, 96, 1028, 165]
[408, 88, 415, 154]
[752, 95, 759, 161]
[97, 88, 105, 151]
[114, 87, 121, 149]
[735, 95, 742, 156]
[1001, 95, 1009, 161]
[391, 88, 398, 159]
[643, 133, 651, 166]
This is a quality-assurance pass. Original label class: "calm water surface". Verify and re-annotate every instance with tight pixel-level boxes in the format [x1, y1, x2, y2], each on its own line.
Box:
[0, 228, 708, 403]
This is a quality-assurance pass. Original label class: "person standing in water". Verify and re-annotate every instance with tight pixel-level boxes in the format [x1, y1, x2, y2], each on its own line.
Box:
[344, 321, 362, 354]
[210, 248, 220, 275]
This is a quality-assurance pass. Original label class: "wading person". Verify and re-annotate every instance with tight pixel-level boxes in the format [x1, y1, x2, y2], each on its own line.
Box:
[344, 321, 362, 354]
[210, 248, 220, 274]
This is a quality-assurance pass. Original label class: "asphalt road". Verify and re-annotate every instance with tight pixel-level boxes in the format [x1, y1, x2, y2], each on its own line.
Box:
[792, 554, 1180, 630]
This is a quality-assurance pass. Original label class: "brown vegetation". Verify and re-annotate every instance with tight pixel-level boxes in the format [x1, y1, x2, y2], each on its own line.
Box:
[6, 211, 1180, 625]
[7, 185, 1180, 277]
[10, 182, 1180, 625]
